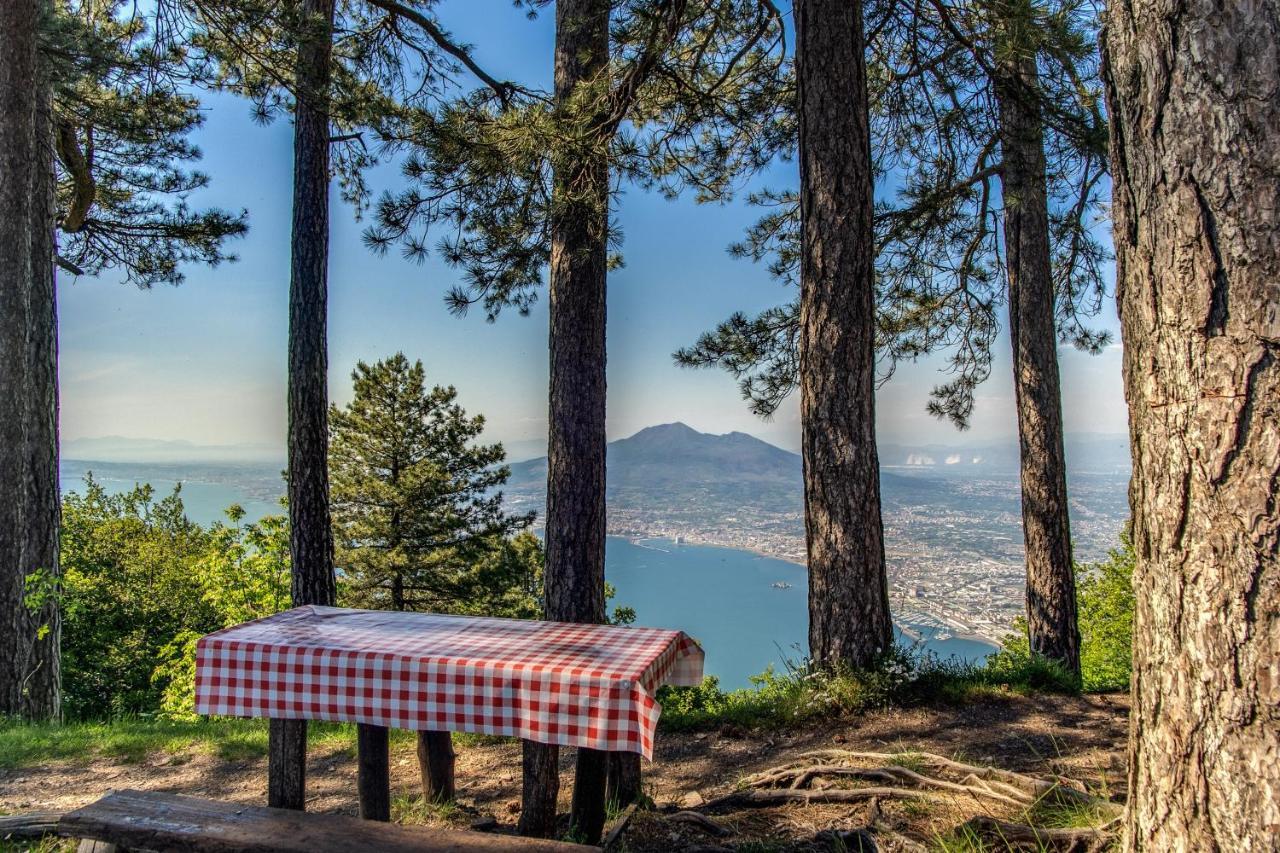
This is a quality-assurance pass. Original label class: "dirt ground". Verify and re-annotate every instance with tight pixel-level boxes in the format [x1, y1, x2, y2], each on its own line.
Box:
[0, 693, 1129, 850]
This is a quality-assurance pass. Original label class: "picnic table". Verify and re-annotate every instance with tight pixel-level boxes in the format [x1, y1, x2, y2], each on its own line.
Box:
[194, 606, 703, 835]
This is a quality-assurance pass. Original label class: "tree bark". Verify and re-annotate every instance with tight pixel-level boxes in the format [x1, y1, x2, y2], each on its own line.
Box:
[22, 48, 61, 721]
[794, 0, 893, 670]
[994, 29, 1080, 679]
[0, 0, 41, 718]
[1104, 0, 1280, 847]
[272, 0, 337, 810]
[287, 0, 336, 610]
[605, 752, 642, 807]
[518, 737, 561, 839]
[416, 731, 455, 804]
[522, 0, 611, 842]
[357, 724, 391, 821]
[267, 718, 307, 811]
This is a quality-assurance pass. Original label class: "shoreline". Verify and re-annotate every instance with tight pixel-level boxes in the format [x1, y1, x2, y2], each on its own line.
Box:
[618, 531, 1001, 649]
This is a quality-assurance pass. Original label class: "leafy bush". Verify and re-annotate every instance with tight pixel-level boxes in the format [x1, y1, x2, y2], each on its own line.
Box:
[657, 646, 994, 732]
[988, 532, 1135, 693]
[1076, 533, 1135, 692]
[60, 480, 225, 720]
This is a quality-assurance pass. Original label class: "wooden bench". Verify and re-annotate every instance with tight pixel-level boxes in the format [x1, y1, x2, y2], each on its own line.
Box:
[2, 790, 596, 852]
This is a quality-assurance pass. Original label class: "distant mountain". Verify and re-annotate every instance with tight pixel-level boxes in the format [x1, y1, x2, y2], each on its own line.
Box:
[510, 422, 799, 488]
[505, 422, 939, 520]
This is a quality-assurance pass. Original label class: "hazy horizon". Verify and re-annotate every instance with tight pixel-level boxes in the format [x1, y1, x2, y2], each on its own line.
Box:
[62, 421, 1132, 470]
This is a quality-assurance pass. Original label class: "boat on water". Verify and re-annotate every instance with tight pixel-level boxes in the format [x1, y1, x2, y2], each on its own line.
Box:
[771, 581, 792, 590]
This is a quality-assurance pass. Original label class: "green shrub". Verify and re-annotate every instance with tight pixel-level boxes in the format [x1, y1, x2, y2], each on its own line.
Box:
[988, 531, 1135, 693]
[1076, 533, 1135, 692]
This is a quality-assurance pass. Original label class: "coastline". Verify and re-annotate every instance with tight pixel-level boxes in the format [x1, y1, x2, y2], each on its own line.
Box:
[620, 531, 1002, 649]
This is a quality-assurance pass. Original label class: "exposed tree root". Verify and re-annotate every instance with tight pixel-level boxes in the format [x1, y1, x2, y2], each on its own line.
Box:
[680, 750, 1119, 851]
[960, 815, 1117, 853]
[794, 749, 1100, 806]
[667, 810, 734, 837]
[744, 763, 1030, 808]
[705, 785, 950, 810]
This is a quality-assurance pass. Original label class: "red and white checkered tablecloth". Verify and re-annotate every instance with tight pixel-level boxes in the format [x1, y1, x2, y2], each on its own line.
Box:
[194, 606, 703, 758]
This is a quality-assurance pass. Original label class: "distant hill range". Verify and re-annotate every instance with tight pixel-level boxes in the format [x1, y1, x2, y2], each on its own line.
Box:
[506, 422, 942, 520]
[503, 422, 1130, 522]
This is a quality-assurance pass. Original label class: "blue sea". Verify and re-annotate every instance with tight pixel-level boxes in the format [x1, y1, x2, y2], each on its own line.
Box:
[60, 468, 996, 689]
[606, 537, 995, 688]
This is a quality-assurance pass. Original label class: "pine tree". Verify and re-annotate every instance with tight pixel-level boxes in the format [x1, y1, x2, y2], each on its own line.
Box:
[793, 0, 892, 670]
[2, 0, 248, 720]
[0, 0, 46, 720]
[48, 1, 248, 287]
[364, 2, 787, 839]
[1105, 0, 1280, 844]
[185, 0, 540, 812]
[329, 354, 534, 613]
[677, 0, 1108, 678]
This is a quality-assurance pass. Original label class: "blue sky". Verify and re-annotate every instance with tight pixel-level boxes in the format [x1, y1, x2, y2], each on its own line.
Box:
[57, 1, 1127, 460]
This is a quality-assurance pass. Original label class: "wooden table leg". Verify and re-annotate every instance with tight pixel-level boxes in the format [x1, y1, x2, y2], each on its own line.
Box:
[570, 747, 608, 845]
[268, 719, 306, 810]
[606, 752, 642, 807]
[518, 740, 559, 838]
[416, 731, 456, 803]
[357, 724, 391, 821]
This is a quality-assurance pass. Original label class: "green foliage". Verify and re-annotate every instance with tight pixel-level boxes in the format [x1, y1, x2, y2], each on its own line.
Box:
[658, 646, 979, 732]
[365, 1, 789, 319]
[677, 0, 1110, 428]
[989, 533, 1135, 692]
[60, 479, 218, 720]
[59, 478, 290, 720]
[329, 353, 536, 614]
[43, 1, 247, 286]
[1076, 534, 1135, 692]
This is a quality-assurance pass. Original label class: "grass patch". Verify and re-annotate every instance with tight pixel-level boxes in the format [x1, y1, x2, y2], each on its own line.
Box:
[0, 717, 429, 770]
[0, 716, 517, 773]
[392, 791, 463, 826]
[932, 824, 1041, 852]
[1024, 799, 1119, 830]
[656, 644, 1081, 734]
[452, 731, 516, 748]
[0, 717, 275, 769]
[0, 839, 77, 853]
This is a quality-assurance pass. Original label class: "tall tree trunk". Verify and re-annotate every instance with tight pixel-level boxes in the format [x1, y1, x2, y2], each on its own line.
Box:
[794, 0, 893, 670]
[287, 0, 336, 609]
[1104, 0, 1280, 847]
[22, 52, 61, 721]
[519, 0, 611, 841]
[272, 0, 336, 811]
[994, 32, 1080, 679]
[0, 0, 41, 718]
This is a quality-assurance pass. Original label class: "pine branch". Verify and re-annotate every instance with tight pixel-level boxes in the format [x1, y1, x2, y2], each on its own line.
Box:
[361, 0, 520, 105]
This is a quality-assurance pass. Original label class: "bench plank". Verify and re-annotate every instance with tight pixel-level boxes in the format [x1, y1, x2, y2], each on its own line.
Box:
[60, 790, 594, 853]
